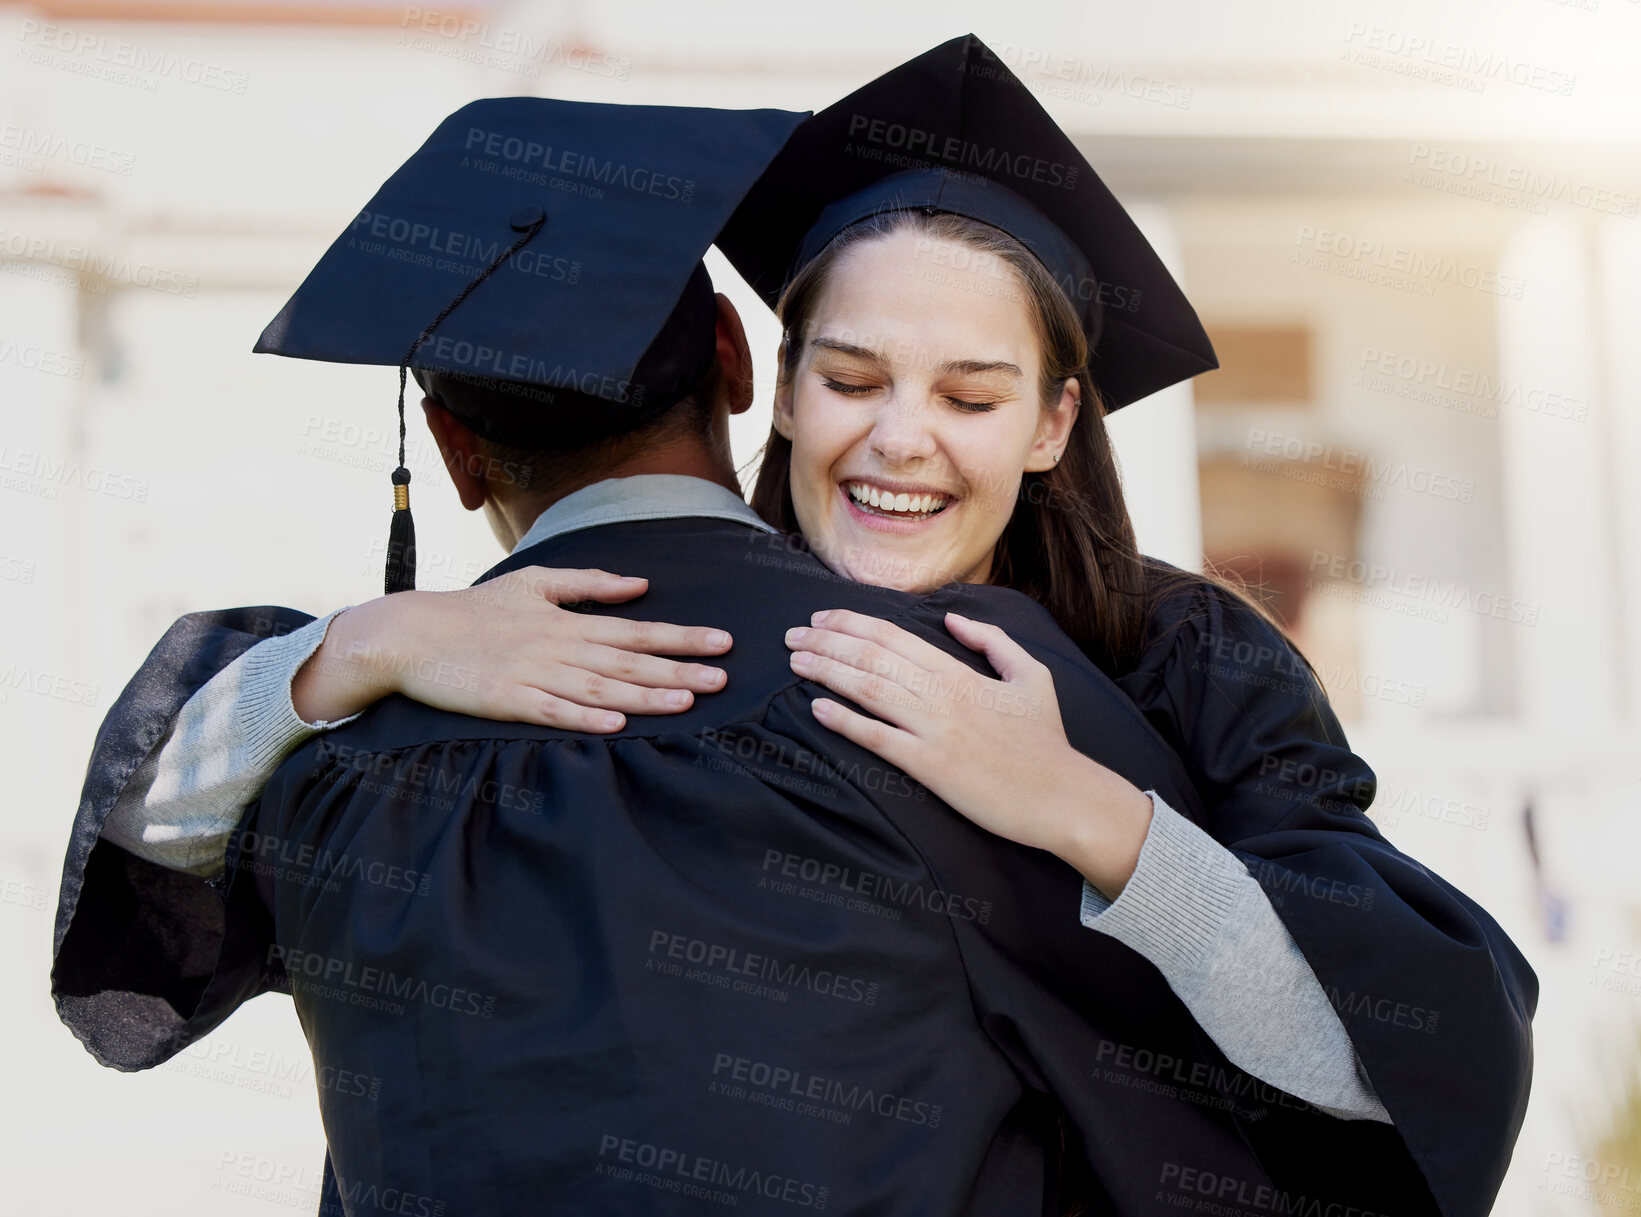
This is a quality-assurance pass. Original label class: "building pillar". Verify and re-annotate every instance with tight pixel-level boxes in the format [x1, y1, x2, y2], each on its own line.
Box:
[1596, 217, 1641, 725]
[1496, 219, 1623, 728]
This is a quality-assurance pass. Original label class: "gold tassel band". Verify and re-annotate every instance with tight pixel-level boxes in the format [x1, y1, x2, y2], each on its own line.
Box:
[393, 483, 409, 511]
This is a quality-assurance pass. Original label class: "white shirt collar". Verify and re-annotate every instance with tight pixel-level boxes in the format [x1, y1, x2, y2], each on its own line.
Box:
[508, 474, 777, 556]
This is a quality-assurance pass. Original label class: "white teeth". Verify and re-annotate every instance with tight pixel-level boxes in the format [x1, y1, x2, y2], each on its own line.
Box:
[846, 482, 950, 517]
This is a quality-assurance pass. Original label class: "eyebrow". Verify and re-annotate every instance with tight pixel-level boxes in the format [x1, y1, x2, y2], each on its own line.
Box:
[810, 339, 1024, 381]
[941, 358, 1024, 379]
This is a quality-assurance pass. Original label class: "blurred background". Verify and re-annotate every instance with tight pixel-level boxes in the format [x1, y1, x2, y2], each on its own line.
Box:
[2, 0, 1638, 1211]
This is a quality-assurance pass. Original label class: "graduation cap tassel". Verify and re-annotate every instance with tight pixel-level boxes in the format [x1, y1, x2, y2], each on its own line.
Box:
[384, 364, 418, 594]
[382, 208, 547, 594]
[385, 471, 416, 593]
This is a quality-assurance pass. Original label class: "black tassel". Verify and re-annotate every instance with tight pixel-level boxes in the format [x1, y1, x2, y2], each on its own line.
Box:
[385, 465, 416, 593]
[381, 207, 545, 594]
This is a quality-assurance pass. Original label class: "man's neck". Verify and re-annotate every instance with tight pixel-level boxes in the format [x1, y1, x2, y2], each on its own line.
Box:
[573, 443, 742, 500]
[489, 439, 742, 550]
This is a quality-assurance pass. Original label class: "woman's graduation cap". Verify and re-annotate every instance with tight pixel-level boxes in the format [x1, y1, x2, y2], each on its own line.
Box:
[253, 97, 808, 593]
[717, 33, 1218, 411]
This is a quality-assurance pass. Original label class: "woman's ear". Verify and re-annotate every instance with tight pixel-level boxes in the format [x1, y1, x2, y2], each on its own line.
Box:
[771, 339, 796, 441]
[1024, 378, 1081, 472]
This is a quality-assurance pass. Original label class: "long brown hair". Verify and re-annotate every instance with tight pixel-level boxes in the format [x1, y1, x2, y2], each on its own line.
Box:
[749, 208, 1271, 676]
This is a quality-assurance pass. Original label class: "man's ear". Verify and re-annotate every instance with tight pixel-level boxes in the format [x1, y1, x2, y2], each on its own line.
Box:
[714, 293, 754, 416]
[420, 397, 489, 512]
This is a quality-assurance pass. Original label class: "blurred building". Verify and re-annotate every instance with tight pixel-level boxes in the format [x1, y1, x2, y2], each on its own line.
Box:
[2, 2, 1638, 1212]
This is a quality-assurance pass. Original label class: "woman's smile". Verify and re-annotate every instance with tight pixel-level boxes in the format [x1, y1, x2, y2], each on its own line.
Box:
[839, 477, 957, 532]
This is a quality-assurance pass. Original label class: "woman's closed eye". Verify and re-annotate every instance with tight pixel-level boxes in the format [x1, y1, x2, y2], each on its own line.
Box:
[820, 376, 879, 396]
[820, 375, 997, 413]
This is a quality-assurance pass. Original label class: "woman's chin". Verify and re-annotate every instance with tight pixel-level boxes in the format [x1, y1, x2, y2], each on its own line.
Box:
[808, 492, 970, 592]
[824, 543, 962, 595]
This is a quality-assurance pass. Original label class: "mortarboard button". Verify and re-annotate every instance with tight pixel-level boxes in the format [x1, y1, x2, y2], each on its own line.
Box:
[510, 204, 545, 233]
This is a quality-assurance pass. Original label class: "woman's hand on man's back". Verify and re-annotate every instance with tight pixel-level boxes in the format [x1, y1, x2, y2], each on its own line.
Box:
[290, 566, 733, 732]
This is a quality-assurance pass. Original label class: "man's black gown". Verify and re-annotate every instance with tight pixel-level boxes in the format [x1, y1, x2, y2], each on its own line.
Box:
[52, 518, 1535, 1216]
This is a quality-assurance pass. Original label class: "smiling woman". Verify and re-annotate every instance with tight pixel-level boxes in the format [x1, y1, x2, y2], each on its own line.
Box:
[767, 212, 1077, 592]
[753, 208, 1162, 674]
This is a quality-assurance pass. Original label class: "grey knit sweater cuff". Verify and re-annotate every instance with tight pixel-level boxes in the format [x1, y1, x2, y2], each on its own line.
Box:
[98, 610, 359, 877]
[1079, 792, 1391, 1124]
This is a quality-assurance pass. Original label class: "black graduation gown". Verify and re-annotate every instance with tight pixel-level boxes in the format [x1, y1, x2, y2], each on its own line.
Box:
[52, 518, 1533, 1216]
[1112, 571, 1540, 1217]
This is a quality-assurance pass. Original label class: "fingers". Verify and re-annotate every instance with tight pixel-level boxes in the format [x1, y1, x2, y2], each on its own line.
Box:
[565, 640, 727, 696]
[494, 568, 734, 657]
[809, 697, 916, 772]
[506, 686, 627, 733]
[943, 613, 1046, 685]
[522, 653, 708, 717]
[804, 608, 952, 671]
[513, 566, 651, 606]
[507, 669, 692, 721]
[579, 614, 733, 658]
[787, 647, 936, 729]
[784, 625, 930, 698]
[493, 637, 725, 729]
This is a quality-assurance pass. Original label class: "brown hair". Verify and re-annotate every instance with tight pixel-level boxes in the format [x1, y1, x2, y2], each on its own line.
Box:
[749, 208, 1275, 676]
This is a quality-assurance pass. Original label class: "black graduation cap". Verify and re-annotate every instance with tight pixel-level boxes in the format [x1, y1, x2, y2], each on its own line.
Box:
[718, 33, 1217, 411]
[254, 97, 808, 593]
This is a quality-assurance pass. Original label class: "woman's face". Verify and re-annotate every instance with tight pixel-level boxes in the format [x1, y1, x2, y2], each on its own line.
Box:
[774, 229, 1079, 594]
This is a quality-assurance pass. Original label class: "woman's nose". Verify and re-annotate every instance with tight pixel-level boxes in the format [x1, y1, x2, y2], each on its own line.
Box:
[867, 397, 938, 466]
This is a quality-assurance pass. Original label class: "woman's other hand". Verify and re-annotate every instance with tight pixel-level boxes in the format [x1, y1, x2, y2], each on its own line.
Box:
[292, 567, 732, 732]
[786, 608, 1152, 899]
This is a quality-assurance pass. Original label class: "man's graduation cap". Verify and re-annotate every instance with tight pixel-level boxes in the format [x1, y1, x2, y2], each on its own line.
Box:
[718, 33, 1217, 411]
[254, 97, 808, 593]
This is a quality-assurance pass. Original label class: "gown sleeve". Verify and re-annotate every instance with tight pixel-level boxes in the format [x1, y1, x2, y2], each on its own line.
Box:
[100, 610, 356, 877]
[51, 606, 317, 1070]
[1113, 571, 1538, 1217]
[1079, 789, 1390, 1123]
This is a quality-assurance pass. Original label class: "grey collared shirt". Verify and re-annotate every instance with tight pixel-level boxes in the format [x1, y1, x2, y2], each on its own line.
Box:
[96, 472, 1388, 1123]
[509, 474, 779, 553]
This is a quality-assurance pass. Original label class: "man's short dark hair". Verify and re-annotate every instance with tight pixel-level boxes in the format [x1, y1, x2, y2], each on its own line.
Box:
[412, 260, 721, 495]
[419, 361, 719, 497]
